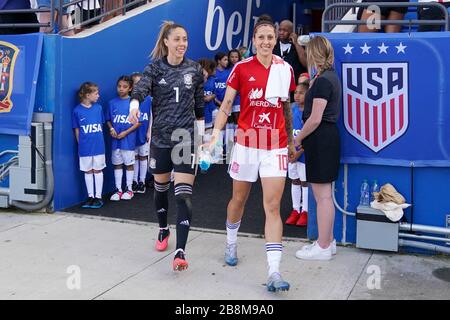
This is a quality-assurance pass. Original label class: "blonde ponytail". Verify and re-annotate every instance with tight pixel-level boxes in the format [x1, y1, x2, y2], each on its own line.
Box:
[150, 21, 186, 60]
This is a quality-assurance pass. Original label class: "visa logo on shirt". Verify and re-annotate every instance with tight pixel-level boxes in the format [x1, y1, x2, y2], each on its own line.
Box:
[215, 82, 226, 89]
[141, 113, 149, 121]
[81, 124, 103, 133]
[113, 115, 131, 124]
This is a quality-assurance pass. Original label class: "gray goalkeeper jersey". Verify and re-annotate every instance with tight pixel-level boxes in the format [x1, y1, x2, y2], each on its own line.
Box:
[131, 57, 204, 148]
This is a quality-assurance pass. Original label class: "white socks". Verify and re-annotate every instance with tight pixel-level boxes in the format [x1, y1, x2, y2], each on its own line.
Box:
[291, 184, 301, 212]
[226, 220, 241, 245]
[302, 186, 309, 212]
[133, 160, 139, 182]
[266, 243, 282, 277]
[139, 159, 148, 183]
[94, 172, 103, 199]
[114, 169, 123, 192]
[84, 173, 94, 198]
[126, 170, 134, 190]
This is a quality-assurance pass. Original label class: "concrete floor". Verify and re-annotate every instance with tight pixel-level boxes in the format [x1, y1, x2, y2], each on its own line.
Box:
[0, 211, 449, 300]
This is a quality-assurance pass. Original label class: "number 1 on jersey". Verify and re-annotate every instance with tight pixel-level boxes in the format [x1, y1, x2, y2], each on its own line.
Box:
[174, 87, 179, 103]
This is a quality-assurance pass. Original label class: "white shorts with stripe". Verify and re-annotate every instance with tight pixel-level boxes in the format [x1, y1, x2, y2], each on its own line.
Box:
[288, 161, 306, 181]
[228, 143, 288, 182]
[135, 142, 150, 157]
[112, 149, 135, 166]
[79, 154, 106, 172]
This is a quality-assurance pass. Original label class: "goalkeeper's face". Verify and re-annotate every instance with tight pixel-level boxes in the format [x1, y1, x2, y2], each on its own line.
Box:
[165, 27, 188, 60]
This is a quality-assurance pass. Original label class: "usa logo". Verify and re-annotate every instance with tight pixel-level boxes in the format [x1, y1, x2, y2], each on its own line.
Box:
[342, 62, 408, 152]
[0, 41, 19, 113]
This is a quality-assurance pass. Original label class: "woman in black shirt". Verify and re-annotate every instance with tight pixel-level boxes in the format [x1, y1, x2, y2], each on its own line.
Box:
[294, 35, 341, 261]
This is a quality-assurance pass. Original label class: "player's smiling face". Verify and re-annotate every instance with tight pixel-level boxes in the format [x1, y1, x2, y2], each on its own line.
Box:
[165, 27, 188, 60]
[253, 25, 276, 58]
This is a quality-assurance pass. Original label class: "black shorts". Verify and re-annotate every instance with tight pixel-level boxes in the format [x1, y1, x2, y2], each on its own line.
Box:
[357, 0, 408, 20]
[303, 122, 340, 184]
[149, 145, 197, 175]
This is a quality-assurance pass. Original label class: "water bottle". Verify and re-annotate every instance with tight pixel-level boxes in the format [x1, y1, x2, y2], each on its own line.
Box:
[371, 180, 380, 203]
[198, 147, 212, 173]
[359, 179, 370, 207]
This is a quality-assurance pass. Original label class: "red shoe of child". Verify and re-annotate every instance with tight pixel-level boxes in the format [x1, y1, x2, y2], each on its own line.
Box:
[285, 210, 300, 225]
[296, 211, 308, 227]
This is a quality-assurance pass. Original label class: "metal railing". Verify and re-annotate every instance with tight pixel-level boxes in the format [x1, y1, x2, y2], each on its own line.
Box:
[322, 2, 450, 32]
[0, 0, 151, 34]
[325, 0, 358, 23]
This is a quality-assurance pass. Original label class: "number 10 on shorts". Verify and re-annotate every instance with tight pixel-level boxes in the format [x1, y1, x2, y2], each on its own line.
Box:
[277, 154, 288, 171]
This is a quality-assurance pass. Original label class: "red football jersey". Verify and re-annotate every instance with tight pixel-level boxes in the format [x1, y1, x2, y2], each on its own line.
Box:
[227, 56, 296, 150]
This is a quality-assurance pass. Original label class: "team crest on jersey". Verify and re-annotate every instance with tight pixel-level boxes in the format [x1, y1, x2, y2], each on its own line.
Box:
[0, 41, 19, 113]
[184, 73, 193, 89]
[342, 62, 409, 152]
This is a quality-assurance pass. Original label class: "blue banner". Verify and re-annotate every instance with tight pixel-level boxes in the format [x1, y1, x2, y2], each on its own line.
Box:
[324, 32, 450, 167]
[0, 33, 42, 136]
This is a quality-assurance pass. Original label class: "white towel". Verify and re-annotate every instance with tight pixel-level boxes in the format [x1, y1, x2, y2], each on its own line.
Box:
[370, 200, 411, 222]
[265, 55, 292, 105]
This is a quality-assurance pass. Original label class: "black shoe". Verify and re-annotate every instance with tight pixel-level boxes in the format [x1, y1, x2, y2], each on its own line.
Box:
[81, 197, 95, 208]
[137, 181, 146, 193]
[132, 181, 138, 192]
[90, 198, 104, 209]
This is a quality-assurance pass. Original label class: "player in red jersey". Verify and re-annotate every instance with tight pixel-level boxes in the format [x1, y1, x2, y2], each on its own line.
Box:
[206, 15, 296, 292]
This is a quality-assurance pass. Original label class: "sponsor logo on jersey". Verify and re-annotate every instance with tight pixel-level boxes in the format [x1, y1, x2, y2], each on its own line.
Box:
[113, 114, 131, 124]
[343, 62, 408, 152]
[248, 76, 256, 82]
[140, 112, 149, 121]
[249, 100, 280, 108]
[215, 82, 226, 89]
[184, 73, 193, 89]
[0, 41, 19, 113]
[248, 88, 263, 99]
[158, 78, 167, 85]
[258, 112, 271, 124]
[81, 123, 103, 134]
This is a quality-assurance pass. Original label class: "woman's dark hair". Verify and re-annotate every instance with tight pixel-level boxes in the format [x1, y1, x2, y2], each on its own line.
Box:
[214, 52, 227, 64]
[227, 49, 241, 68]
[78, 82, 98, 102]
[117, 75, 133, 88]
[198, 58, 216, 76]
[253, 14, 276, 36]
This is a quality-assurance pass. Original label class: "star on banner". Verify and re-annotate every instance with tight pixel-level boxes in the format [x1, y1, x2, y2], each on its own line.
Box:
[360, 43, 371, 54]
[396, 42, 407, 54]
[343, 43, 353, 54]
[378, 43, 388, 54]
